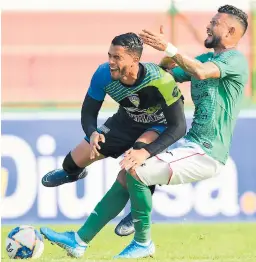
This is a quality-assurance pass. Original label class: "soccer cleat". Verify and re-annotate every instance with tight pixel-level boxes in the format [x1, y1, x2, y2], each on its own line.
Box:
[40, 227, 87, 258]
[114, 239, 155, 259]
[115, 212, 135, 237]
[41, 168, 87, 187]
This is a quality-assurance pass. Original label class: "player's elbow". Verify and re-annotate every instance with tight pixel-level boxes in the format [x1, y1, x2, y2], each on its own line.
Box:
[194, 69, 207, 80]
[174, 119, 187, 140]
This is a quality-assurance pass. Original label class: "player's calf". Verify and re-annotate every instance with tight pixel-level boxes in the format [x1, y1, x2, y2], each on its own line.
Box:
[114, 185, 155, 237]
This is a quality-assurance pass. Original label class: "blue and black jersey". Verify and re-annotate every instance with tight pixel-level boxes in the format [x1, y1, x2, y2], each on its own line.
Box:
[81, 62, 186, 156]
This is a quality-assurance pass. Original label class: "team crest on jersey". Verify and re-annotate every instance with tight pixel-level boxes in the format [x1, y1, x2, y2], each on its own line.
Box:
[128, 94, 140, 107]
[172, 86, 179, 97]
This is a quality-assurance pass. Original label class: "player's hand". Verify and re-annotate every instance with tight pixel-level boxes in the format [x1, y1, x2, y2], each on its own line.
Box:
[120, 148, 150, 170]
[89, 131, 105, 159]
[139, 25, 168, 51]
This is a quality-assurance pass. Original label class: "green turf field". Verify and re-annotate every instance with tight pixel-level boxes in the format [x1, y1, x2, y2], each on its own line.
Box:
[2, 223, 256, 262]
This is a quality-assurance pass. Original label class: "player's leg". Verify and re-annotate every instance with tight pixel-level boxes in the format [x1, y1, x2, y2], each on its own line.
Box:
[114, 170, 155, 259]
[41, 139, 105, 187]
[41, 114, 136, 188]
[40, 174, 130, 257]
[39, 120, 156, 255]
[114, 126, 165, 237]
[76, 129, 161, 243]
[115, 139, 223, 258]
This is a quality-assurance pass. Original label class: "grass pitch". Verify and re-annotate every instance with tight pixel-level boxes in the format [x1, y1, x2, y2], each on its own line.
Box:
[1, 223, 256, 262]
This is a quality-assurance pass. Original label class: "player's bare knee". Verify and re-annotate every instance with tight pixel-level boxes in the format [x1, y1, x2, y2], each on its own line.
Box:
[72, 139, 104, 167]
[128, 169, 143, 183]
[117, 169, 127, 189]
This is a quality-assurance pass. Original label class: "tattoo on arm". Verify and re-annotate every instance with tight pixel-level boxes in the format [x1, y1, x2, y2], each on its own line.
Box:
[172, 54, 203, 78]
[172, 53, 220, 79]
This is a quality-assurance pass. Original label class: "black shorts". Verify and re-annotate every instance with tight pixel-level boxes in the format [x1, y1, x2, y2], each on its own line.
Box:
[84, 114, 166, 158]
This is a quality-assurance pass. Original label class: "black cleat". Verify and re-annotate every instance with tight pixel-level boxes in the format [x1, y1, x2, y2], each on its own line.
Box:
[114, 212, 135, 237]
[41, 169, 87, 187]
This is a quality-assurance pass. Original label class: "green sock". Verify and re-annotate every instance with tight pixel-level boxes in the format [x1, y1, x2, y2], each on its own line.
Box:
[77, 180, 129, 243]
[126, 173, 152, 243]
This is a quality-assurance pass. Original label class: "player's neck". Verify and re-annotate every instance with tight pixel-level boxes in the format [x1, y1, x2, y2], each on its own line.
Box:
[214, 44, 236, 55]
[120, 64, 140, 86]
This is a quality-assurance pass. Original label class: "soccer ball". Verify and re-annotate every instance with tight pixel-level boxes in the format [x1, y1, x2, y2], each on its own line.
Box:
[6, 225, 44, 259]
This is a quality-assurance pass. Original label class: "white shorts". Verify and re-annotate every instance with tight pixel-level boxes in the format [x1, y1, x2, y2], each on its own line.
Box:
[136, 138, 224, 186]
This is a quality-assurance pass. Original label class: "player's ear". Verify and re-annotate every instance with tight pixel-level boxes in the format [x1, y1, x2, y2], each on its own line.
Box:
[133, 56, 140, 63]
[228, 26, 235, 36]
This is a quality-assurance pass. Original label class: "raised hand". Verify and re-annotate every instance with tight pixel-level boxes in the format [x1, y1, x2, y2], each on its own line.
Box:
[139, 25, 168, 51]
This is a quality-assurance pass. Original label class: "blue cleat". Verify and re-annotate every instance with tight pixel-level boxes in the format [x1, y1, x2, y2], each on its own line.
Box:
[41, 168, 87, 187]
[40, 227, 87, 258]
[114, 239, 155, 259]
[115, 212, 135, 237]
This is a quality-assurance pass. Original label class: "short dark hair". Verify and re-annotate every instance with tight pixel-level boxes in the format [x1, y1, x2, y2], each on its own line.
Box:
[111, 33, 143, 58]
[218, 5, 248, 34]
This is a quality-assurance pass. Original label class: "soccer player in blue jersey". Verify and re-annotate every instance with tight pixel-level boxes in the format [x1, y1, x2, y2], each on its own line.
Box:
[40, 32, 186, 257]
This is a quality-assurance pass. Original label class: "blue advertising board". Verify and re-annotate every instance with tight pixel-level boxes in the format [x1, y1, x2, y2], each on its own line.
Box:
[1, 112, 256, 224]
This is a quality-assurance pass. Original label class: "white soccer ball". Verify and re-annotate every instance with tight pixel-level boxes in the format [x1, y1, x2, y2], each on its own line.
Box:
[6, 225, 44, 259]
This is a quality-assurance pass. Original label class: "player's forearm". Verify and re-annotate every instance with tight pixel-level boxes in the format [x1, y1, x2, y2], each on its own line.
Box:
[144, 122, 186, 156]
[144, 98, 186, 156]
[171, 53, 206, 80]
[81, 94, 103, 138]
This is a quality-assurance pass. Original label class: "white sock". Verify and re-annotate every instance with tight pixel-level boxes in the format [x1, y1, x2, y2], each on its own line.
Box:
[134, 240, 151, 247]
[75, 232, 87, 247]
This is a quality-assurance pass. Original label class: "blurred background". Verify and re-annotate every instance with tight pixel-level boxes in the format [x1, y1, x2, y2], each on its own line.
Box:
[1, 0, 256, 225]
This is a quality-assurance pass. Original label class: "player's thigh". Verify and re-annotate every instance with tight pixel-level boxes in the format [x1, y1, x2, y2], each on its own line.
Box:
[116, 128, 163, 187]
[166, 148, 223, 185]
[135, 125, 166, 145]
[96, 117, 144, 158]
[135, 130, 159, 144]
[71, 139, 105, 167]
[135, 147, 223, 186]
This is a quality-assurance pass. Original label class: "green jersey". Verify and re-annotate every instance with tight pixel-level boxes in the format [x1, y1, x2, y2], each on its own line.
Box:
[173, 50, 249, 164]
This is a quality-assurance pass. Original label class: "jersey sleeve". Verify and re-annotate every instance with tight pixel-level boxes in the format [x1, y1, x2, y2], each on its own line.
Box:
[211, 51, 249, 82]
[87, 63, 111, 101]
[172, 67, 191, 83]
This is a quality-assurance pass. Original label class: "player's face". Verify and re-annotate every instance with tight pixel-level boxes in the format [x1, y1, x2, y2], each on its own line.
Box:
[205, 13, 230, 49]
[108, 45, 137, 80]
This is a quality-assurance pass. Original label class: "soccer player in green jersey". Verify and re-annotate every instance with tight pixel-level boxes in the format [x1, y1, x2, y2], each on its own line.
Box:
[114, 5, 249, 258]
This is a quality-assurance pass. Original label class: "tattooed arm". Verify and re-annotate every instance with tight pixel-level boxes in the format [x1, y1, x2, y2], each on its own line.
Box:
[139, 26, 220, 80]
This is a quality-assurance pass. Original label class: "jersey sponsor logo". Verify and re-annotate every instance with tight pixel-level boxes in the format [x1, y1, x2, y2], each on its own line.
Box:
[125, 110, 166, 124]
[128, 94, 140, 108]
[172, 86, 179, 97]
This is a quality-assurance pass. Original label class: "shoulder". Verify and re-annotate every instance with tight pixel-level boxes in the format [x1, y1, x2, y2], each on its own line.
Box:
[92, 62, 112, 86]
[215, 50, 247, 63]
[143, 62, 161, 74]
[95, 62, 111, 77]
[195, 52, 213, 62]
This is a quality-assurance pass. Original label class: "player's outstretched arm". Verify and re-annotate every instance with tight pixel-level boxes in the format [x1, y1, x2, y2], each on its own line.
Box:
[139, 26, 220, 80]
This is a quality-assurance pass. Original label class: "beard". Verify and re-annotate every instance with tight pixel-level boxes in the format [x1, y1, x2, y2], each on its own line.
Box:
[204, 35, 221, 49]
